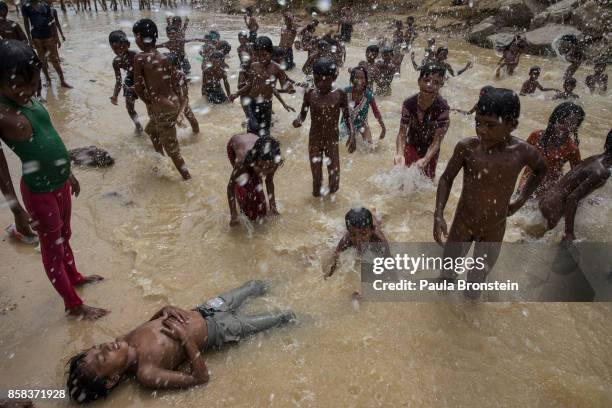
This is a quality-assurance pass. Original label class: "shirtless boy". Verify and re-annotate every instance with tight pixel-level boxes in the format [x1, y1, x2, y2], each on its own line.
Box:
[279, 11, 297, 70]
[375, 47, 397, 96]
[227, 134, 283, 226]
[585, 57, 608, 94]
[132, 19, 191, 180]
[0, 1, 27, 42]
[67, 280, 294, 403]
[229, 36, 294, 137]
[244, 7, 258, 43]
[539, 130, 612, 243]
[553, 77, 579, 100]
[434, 88, 547, 294]
[202, 51, 230, 104]
[237, 30, 252, 65]
[109, 30, 143, 134]
[293, 58, 355, 196]
[520, 66, 558, 96]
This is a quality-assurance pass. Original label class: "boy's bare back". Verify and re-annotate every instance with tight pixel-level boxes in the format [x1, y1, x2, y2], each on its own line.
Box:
[134, 50, 181, 111]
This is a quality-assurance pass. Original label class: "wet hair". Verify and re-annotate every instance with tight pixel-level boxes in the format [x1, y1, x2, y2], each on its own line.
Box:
[529, 66, 541, 75]
[317, 39, 330, 51]
[479, 85, 495, 95]
[217, 40, 231, 55]
[254, 36, 273, 54]
[435, 46, 448, 56]
[244, 137, 283, 167]
[238, 30, 248, 39]
[132, 19, 158, 43]
[168, 16, 182, 27]
[382, 46, 393, 55]
[406, 16, 415, 23]
[0, 39, 42, 85]
[0, 1, 8, 14]
[605, 129, 612, 154]
[366, 45, 379, 55]
[67, 352, 113, 403]
[272, 46, 285, 59]
[245, 6, 254, 14]
[541, 102, 585, 148]
[564, 76, 577, 88]
[345, 208, 374, 230]
[206, 30, 220, 42]
[418, 62, 446, 79]
[108, 30, 129, 46]
[211, 50, 224, 61]
[313, 57, 337, 77]
[593, 55, 607, 68]
[475, 87, 520, 122]
[350, 65, 368, 85]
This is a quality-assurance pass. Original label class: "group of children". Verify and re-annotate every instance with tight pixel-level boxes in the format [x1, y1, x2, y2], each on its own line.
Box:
[0, 7, 611, 403]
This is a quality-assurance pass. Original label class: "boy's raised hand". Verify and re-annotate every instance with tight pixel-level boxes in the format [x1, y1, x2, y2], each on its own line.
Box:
[433, 215, 448, 246]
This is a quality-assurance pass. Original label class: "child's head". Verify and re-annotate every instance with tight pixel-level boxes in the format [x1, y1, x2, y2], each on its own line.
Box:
[0, 1, 8, 17]
[313, 57, 337, 92]
[66, 341, 131, 403]
[381, 46, 393, 61]
[245, 6, 253, 16]
[345, 208, 374, 245]
[427, 37, 435, 46]
[167, 16, 182, 28]
[365, 44, 379, 62]
[593, 56, 607, 73]
[317, 39, 330, 52]
[479, 85, 494, 97]
[244, 136, 283, 175]
[283, 11, 293, 25]
[417, 63, 446, 94]
[543, 102, 585, 146]
[272, 46, 285, 64]
[132, 18, 158, 49]
[217, 40, 231, 56]
[210, 50, 224, 66]
[350, 65, 368, 90]
[395, 20, 403, 29]
[435, 46, 448, 61]
[0, 39, 42, 104]
[563, 76, 577, 92]
[406, 16, 415, 25]
[528, 65, 541, 79]
[253, 36, 273, 63]
[238, 30, 248, 45]
[108, 30, 130, 56]
[558, 33, 579, 55]
[475, 87, 520, 146]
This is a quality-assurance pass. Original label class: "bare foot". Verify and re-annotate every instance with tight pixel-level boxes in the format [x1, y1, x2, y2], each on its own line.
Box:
[60, 81, 73, 89]
[74, 274, 104, 286]
[66, 304, 110, 321]
[135, 124, 144, 135]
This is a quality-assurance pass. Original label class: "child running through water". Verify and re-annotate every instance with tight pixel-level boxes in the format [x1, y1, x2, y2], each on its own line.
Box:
[244, 6, 258, 43]
[109, 30, 143, 134]
[520, 66, 558, 96]
[495, 37, 523, 78]
[517, 102, 584, 198]
[67, 280, 295, 403]
[325, 208, 390, 279]
[394, 63, 450, 179]
[293, 58, 356, 196]
[202, 51, 230, 104]
[585, 56, 607, 94]
[0, 39, 108, 320]
[0, 1, 28, 42]
[132, 18, 191, 180]
[279, 11, 297, 70]
[553, 77, 579, 99]
[343, 66, 386, 148]
[539, 130, 612, 243]
[434, 88, 547, 297]
[227, 134, 282, 226]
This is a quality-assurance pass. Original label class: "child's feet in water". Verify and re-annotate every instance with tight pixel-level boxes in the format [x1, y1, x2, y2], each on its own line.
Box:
[135, 123, 144, 135]
[60, 81, 73, 89]
[74, 274, 105, 287]
[66, 304, 110, 321]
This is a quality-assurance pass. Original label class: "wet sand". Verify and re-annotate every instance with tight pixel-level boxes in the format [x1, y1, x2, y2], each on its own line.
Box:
[1, 8, 612, 408]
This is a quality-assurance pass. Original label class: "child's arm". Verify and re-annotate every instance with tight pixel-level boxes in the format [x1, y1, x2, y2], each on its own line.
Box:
[222, 72, 231, 98]
[22, 14, 32, 44]
[227, 165, 244, 226]
[434, 141, 467, 245]
[292, 90, 311, 127]
[446, 63, 455, 77]
[325, 234, 351, 279]
[14, 22, 28, 43]
[133, 55, 150, 105]
[341, 91, 356, 153]
[54, 10, 65, 41]
[415, 117, 449, 170]
[264, 173, 279, 215]
[536, 81, 559, 92]
[370, 97, 386, 139]
[410, 52, 420, 71]
[562, 172, 607, 242]
[272, 89, 295, 112]
[182, 17, 189, 33]
[156, 42, 169, 49]
[0, 145, 34, 237]
[456, 61, 473, 76]
[395, 121, 409, 166]
[508, 145, 547, 216]
[275, 66, 295, 94]
[110, 59, 122, 105]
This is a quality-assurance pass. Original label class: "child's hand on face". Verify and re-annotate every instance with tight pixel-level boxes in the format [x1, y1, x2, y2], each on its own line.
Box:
[110, 96, 118, 105]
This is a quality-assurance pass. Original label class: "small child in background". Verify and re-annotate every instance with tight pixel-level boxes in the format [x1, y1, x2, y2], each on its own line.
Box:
[374, 47, 397, 96]
[553, 77, 579, 99]
[0, 1, 28, 42]
[202, 51, 230, 104]
[244, 6, 258, 43]
[293, 58, 355, 196]
[585, 57, 608, 94]
[325, 208, 390, 279]
[303, 39, 333, 75]
[237, 31, 252, 65]
[392, 20, 404, 50]
[422, 37, 436, 65]
[434, 47, 472, 77]
[520, 66, 558, 96]
[495, 37, 523, 78]
[404, 16, 418, 50]
[358, 44, 380, 91]
[279, 11, 297, 70]
[109, 30, 143, 134]
[227, 134, 283, 226]
[452, 85, 494, 115]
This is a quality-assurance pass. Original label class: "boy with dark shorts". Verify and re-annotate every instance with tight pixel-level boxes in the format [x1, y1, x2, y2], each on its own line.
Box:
[434, 88, 547, 297]
[394, 63, 450, 179]
[132, 19, 191, 180]
[540, 130, 612, 243]
[279, 11, 297, 70]
[293, 58, 355, 196]
[109, 30, 143, 134]
[202, 51, 230, 104]
[66, 280, 295, 403]
[229, 36, 295, 137]
[0, 1, 27, 42]
[21, 0, 71, 88]
[0, 40, 108, 320]
[244, 7, 258, 43]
